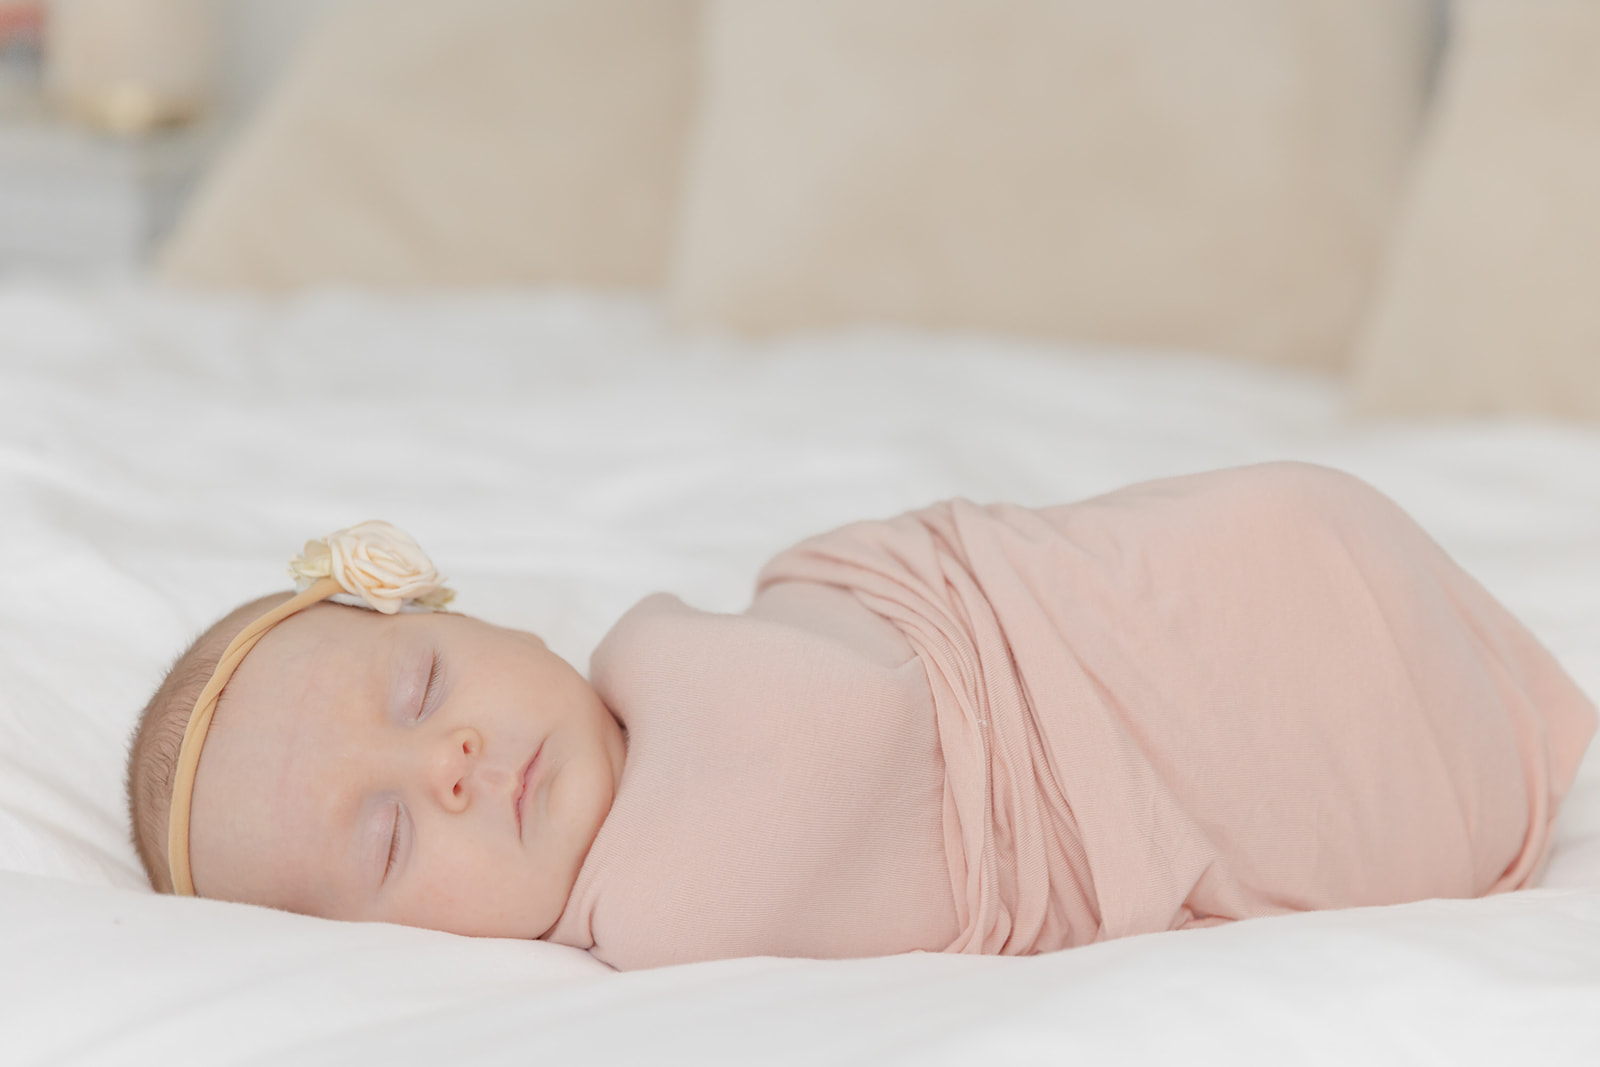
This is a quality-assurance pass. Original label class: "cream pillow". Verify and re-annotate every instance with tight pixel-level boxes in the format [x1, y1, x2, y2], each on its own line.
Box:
[669, 0, 1436, 370]
[160, 0, 698, 289]
[1354, 0, 1600, 419]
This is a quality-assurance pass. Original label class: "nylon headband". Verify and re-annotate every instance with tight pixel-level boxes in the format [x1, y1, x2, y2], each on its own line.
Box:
[166, 576, 343, 896]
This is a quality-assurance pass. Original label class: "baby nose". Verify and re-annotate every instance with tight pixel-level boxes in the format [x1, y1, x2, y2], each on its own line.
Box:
[428, 726, 484, 813]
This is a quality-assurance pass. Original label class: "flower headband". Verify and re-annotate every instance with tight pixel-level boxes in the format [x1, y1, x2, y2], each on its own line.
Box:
[166, 521, 455, 896]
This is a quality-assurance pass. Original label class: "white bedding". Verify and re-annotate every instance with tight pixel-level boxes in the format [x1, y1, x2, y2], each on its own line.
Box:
[2, 280, 1597, 1064]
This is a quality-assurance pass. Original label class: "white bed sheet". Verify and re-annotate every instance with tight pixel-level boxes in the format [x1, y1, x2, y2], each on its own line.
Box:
[1, 280, 1597, 1065]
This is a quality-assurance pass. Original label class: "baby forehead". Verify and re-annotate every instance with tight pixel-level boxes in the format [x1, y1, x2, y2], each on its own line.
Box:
[249, 602, 481, 701]
[289, 600, 471, 639]
[222, 605, 395, 716]
[259, 603, 382, 671]
[280, 600, 459, 657]
[226, 605, 493, 728]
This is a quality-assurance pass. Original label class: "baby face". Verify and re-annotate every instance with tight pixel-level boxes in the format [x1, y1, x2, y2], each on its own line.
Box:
[187, 602, 626, 939]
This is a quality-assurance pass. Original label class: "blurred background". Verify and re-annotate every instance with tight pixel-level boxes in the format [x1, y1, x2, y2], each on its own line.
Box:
[0, 0, 328, 273]
[0, 0, 1596, 417]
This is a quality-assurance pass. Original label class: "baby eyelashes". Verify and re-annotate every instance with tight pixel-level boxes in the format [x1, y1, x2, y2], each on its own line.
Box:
[382, 803, 406, 883]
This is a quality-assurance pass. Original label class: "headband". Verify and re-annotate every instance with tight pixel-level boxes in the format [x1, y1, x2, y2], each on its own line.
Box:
[166, 521, 455, 896]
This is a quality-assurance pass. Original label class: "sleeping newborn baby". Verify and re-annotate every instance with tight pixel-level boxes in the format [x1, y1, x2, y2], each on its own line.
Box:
[126, 463, 1598, 970]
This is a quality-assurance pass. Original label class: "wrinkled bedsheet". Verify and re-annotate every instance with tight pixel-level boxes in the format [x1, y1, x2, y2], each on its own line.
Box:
[1, 281, 1598, 1065]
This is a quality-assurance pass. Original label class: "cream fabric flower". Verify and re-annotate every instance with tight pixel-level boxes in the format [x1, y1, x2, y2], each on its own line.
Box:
[288, 520, 455, 614]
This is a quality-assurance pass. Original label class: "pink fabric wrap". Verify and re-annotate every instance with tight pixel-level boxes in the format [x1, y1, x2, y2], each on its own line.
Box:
[551, 463, 1596, 968]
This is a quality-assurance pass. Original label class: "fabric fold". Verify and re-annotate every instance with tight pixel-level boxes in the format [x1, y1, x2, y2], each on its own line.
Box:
[758, 462, 1597, 954]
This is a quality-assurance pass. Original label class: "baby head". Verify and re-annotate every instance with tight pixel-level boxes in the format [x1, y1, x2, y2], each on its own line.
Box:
[126, 524, 626, 940]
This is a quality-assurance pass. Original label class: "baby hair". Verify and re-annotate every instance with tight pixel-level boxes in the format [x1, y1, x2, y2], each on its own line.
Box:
[126, 592, 292, 893]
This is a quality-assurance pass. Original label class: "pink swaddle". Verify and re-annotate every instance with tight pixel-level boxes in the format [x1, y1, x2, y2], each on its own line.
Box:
[553, 463, 1596, 968]
[763, 462, 1596, 952]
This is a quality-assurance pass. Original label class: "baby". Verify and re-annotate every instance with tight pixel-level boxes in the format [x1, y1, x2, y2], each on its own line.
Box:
[127, 463, 1598, 971]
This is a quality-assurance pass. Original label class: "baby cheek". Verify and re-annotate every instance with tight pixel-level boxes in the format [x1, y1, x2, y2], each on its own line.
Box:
[412, 837, 553, 939]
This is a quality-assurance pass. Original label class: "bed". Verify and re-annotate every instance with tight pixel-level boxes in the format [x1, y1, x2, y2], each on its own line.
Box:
[1, 279, 1597, 1064]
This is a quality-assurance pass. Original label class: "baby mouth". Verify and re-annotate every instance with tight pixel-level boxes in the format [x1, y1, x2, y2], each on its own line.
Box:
[514, 742, 545, 837]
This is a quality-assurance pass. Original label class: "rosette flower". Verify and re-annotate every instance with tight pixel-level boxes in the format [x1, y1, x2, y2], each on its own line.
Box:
[287, 520, 455, 613]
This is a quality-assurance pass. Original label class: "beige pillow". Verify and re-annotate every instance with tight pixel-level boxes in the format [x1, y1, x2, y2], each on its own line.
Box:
[669, 0, 1436, 370]
[160, 0, 698, 289]
[1354, 0, 1600, 418]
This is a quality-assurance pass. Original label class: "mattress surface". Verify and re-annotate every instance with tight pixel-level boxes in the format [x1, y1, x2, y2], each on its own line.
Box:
[1, 281, 1597, 1065]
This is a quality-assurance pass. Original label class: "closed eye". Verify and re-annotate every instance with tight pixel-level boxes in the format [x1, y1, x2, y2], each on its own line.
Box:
[418, 651, 445, 720]
[382, 804, 403, 883]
